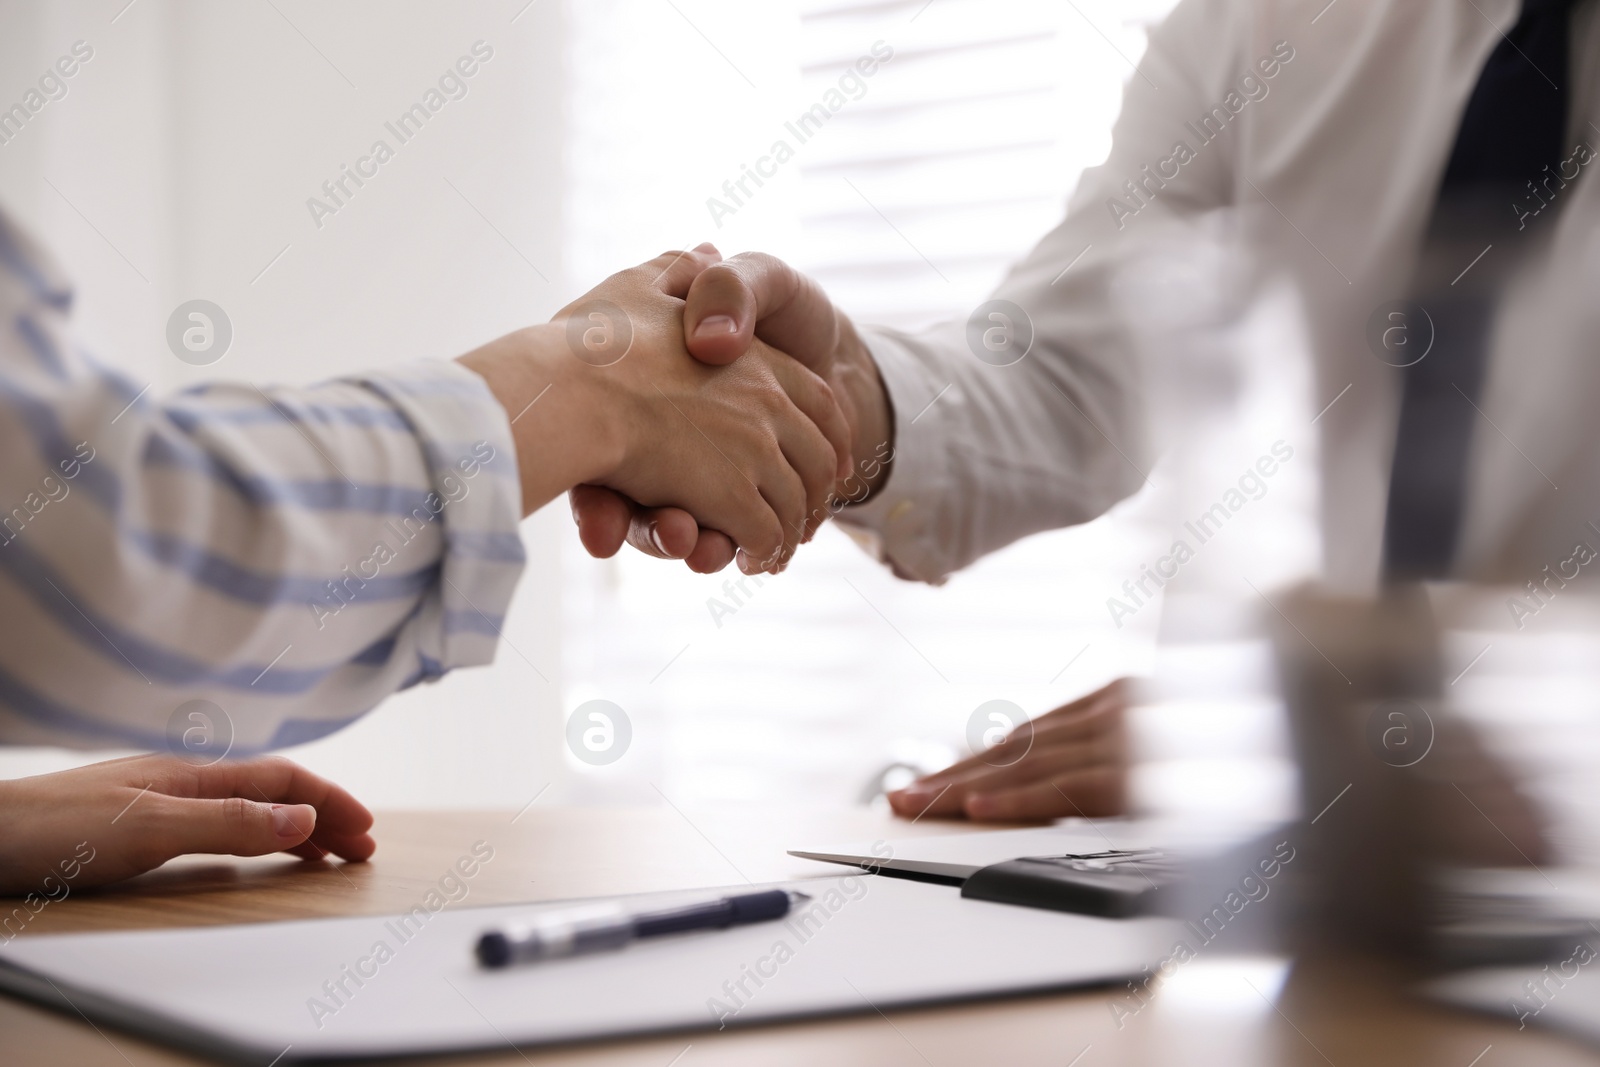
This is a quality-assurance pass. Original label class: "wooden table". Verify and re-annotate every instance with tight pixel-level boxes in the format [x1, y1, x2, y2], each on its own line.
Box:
[3, 807, 1597, 1066]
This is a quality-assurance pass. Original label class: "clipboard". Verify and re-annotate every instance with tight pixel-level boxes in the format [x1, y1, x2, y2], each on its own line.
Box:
[0, 874, 1180, 1063]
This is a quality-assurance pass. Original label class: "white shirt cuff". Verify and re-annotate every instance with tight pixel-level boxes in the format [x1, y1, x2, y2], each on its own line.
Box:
[836, 327, 955, 584]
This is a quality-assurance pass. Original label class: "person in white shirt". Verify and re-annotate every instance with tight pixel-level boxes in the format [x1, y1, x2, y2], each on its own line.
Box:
[573, 0, 1600, 822]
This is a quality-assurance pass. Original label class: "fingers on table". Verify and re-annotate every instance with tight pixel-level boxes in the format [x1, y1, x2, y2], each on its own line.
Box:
[889, 680, 1131, 823]
[143, 755, 377, 862]
[1026, 683, 1129, 746]
[963, 765, 1129, 821]
[885, 780, 971, 820]
[888, 733, 1124, 818]
[889, 759, 1128, 824]
[908, 700, 1126, 792]
[127, 793, 320, 869]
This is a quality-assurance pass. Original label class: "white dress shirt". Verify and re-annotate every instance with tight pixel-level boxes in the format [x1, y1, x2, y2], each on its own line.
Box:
[0, 211, 525, 751]
[845, 0, 1600, 593]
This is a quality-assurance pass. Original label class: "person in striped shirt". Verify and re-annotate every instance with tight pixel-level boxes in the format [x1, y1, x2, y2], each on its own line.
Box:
[0, 213, 849, 893]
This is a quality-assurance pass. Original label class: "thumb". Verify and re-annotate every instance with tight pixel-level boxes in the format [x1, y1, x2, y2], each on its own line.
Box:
[683, 252, 841, 370]
[144, 795, 317, 859]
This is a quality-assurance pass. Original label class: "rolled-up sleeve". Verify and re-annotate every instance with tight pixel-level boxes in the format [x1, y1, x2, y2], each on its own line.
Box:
[0, 212, 525, 752]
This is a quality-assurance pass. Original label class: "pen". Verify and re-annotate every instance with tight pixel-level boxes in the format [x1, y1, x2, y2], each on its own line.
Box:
[475, 888, 811, 969]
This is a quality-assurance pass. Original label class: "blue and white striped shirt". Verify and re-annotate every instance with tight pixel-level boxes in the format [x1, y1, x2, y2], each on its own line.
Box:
[0, 209, 526, 752]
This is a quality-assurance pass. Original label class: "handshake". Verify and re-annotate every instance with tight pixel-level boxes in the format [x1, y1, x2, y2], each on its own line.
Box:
[0, 245, 1131, 896]
[458, 244, 894, 574]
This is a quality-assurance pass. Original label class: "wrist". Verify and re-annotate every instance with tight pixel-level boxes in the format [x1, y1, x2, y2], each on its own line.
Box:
[835, 318, 894, 500]
[457, 323, 625, 516]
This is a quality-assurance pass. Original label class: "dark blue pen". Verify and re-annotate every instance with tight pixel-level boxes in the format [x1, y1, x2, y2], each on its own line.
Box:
[476, 888, 809, 969]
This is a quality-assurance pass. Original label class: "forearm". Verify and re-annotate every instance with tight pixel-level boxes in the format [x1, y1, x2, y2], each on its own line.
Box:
[0, 302, 525, 750]
[455, 323, 623, 517]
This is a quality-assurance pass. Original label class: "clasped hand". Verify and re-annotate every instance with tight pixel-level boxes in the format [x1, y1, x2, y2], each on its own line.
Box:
[461, 245, 870, 574]
[559, 247, 889, 574]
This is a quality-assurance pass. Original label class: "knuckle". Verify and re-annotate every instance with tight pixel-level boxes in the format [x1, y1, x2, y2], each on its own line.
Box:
[701, 260, 740, 285]
[811, 375, 838, 409]
[221, 796, 255, 836]
[751, 375, 787, 413]
[752, 519, 784, 561]
[254, 754, 294, 776]
[737, 250, 784, 279]
[743, 439, 780, 482]
[675, 248, 721, 276]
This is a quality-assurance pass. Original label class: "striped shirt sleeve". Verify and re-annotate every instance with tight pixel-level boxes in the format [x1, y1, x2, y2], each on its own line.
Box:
[0, 210, 526, 753]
